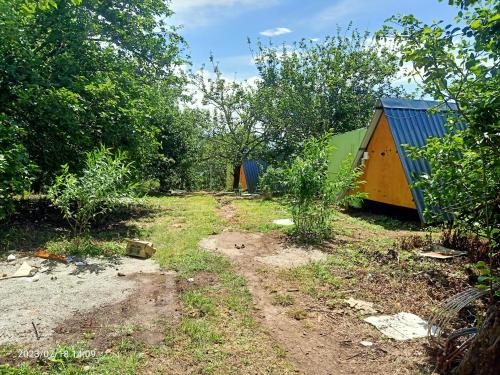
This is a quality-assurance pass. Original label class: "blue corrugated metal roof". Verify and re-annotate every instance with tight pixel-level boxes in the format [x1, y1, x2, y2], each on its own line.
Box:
[380, 98, 458, 222]
[243, 160, 268, 193]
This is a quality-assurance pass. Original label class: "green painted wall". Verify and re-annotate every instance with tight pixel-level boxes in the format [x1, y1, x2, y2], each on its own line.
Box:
[327, 128, 367, 179]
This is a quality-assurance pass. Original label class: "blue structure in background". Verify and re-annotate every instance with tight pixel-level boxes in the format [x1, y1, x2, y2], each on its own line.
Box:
[242, 160, 268, 194]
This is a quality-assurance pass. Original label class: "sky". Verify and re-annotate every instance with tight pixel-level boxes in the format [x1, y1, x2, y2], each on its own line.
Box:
[167, 0, 458, 82]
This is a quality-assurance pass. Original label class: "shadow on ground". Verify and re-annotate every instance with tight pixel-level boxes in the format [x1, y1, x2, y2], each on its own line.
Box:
[0, 197, 159, 254]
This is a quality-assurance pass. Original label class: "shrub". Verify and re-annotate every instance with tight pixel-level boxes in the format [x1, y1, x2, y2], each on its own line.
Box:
[284, 135, 366, 242]
[48, 147, 136, 239]
[259, 165, 288, 197]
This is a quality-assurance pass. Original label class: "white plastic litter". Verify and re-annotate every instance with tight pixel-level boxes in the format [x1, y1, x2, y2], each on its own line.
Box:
[364, 312, 438, 341]
[272, 219, 294, 226]
[7, 254, 16, 262]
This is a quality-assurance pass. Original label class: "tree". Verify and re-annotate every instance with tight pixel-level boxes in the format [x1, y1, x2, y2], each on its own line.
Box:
[193, 59, 269, 189]
[0, 0, 186, 188]
[380, 1, 499, 374]
[253, 27, 405, 160]
[0, 115, 34, 220]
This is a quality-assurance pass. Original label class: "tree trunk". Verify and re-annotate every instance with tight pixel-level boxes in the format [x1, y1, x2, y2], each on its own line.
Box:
[453, 302, 500, 375]
[232, 164, 241, 191]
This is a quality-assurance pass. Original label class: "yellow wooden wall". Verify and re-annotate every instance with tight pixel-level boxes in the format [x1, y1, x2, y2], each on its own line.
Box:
[239, 165, 247, 190]
[358, 113, 416, 209]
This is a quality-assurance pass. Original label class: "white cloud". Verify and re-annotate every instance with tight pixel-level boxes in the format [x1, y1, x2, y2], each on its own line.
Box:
[313, 0, 361, 26]
[259, 27, 292, 37]
[170, 0, 281, 28]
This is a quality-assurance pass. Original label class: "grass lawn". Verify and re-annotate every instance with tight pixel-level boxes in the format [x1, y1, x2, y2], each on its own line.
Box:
[0, 195, 471, 375]
[0, 195, 295, 375]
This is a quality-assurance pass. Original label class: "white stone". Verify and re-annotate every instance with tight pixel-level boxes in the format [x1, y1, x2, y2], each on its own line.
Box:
[7, 254, 16, 261]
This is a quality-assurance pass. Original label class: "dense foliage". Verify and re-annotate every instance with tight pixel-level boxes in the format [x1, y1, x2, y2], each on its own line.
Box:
[0, 0, 187, 190]
[0, 115, 34, 220]
[380, 0, 499, 253]
[253, 28, 405, 160]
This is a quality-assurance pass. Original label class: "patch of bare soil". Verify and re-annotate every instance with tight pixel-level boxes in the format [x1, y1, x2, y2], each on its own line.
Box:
[199, 231, 436, 375]
[216, 197, 240, 224]
[200, 231, 327, 267]
[52, 272, 178, 350]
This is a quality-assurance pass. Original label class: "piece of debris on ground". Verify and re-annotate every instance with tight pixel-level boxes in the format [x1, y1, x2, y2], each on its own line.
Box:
[419, 244, 467, 259]
[364, 312, 438, 341]
[345, 298, 380, 315]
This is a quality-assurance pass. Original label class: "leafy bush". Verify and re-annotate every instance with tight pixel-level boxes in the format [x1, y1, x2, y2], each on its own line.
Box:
[0, 116, 34, 220]
[48, 147, 136, 239]
[259, 165, 288, 197]
[284, 136, 366, 242]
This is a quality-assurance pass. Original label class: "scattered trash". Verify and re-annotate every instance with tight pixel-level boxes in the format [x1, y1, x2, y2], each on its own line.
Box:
[360, 340, 373, 347]
[26, 275, 40, 283]
[364, 312, 439, 341]
[272, 218, 294, 226]
[367, 272, 376, 281]
[126, 239, 156, 259]
[419, 245, 466, 259]
[187, 277, 194, 283]
[75, 261, 86, 267]
[117, 272, 126, 277]
[345, 298, 379, 315]
[7, 254, 16, 262]
[1, 262, 36, 280]
[35, 249, 68, 264]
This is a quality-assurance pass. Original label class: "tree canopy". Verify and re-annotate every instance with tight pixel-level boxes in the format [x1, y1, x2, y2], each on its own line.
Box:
[0, 0, 187, 189]
[253, 28, 406, 160]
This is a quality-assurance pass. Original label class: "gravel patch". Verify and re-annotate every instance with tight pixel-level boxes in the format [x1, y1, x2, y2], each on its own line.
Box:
[0, 255, 160, 345]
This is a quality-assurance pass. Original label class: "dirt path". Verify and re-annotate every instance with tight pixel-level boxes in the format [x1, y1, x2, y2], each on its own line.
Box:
[202, 208, 428, 374]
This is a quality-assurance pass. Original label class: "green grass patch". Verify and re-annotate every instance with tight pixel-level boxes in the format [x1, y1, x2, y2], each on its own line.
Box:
[181, 318, 223, 345]
[145, 196, 224, 272]
[231, 198, 290, 232]
[181, 290, 217, 317]
[0, 344, 142, 375]
[45, 237, 125, 257]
